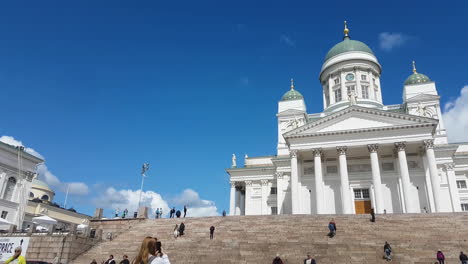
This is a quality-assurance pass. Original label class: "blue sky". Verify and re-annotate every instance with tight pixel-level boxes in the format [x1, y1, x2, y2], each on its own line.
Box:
[0, 0, 467, 217]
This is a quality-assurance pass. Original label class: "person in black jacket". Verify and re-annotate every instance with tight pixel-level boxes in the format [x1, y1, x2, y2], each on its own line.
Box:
[179, 222, 185, 236]
[460, 251, 468, 264]
[209, 226, 215, 240]
[119, 255, 129, 264]
[176, 210, 181, 218]
[304, 253, 316, 264]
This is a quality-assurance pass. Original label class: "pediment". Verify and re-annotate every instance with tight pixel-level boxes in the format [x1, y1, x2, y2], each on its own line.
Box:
[406, 93, 440, 103]
[284, 106, 438, 138]
[277, 109, 306, 117]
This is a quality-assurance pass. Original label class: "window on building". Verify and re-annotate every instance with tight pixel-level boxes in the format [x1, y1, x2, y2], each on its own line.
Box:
[346, 85, 355, 93]
[462, 203, 468, 212]
[29, 192, 34, 198]
[382, 162, 394, 171]
[407, 161, 419, 169]
[334, 89, 342, 102]
[348, 164, 372, 172]
[354, 189, 370, 200]
[270, 187, 277, 195]
[361, 75, 367, 81]
[457, 180, 467, 189]
[326, 166, 338, 174]
[334, 78, 340, 85]
[271, 207, 278, 215]
[304, 167, 314, 175]
[41, 195, 49, 201]
[3, 177, 16, 200]
[362, 85, 369, 99]
[1, 211, 8, 219]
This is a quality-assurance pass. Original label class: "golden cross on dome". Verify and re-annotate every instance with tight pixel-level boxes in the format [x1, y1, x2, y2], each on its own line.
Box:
[290, 78, 295, 90]
[344, 20, 349, 37]
[412, 60, 417, 74]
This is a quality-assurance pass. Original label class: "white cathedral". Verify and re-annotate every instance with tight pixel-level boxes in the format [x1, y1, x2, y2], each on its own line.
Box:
[226, 22, 468, 216]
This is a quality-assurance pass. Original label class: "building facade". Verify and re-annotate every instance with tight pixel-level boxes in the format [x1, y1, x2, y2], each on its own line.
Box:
[0, 142, 43, 227]
[24, 179, 91, 230]
[226, 23, 468, 216]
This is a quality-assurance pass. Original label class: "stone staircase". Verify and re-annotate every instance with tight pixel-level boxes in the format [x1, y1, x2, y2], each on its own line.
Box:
[71, 213, 468, 264]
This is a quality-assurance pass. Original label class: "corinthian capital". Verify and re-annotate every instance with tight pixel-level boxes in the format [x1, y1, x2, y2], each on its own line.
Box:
[336, 146, 347, 155]
[367, 144, 378, 153]
[394, 142, 406, 151]
[245, 180, 253, 186]
[423, 139, 434, 150]
[275, 171, 284, 179]
[261, 180, 269, 186]
[290, 150, 298, 158]
[444, 163, 455, 171]
[312, 148, 322, 157]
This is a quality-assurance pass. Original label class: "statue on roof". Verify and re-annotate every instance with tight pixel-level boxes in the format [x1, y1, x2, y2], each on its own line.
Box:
[231, 154, 237, 168]
[348, 91, 357, 105]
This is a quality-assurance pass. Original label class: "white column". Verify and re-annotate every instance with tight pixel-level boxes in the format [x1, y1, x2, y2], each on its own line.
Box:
[235, 186, 241, 215]
[424, 139, 441, 212]
[337, 146, 352, 214]
[340, 70, 346, 102]
[313, 149, 325, 214]
[368, 144, 384, 214]
[422, 152, 435, 212]
[229, 182, 236, 216]
[276, 172, 284, 214]
[328, 75, 334, 105]
[445, 163, 461, 212]
[290, 150, 299, 214]
[261, 180, 269, 215]
[244, 181, 252, 215]
[395, 142, 417, 213]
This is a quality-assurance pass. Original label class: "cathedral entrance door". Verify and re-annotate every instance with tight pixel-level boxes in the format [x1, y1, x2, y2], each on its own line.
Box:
[353, 188, 372, 214]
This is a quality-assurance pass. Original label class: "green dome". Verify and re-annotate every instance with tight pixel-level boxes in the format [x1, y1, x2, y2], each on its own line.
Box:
[325, 37, 374, 61]
[404, 73, 431, 85]
[281, 89, 303, 101]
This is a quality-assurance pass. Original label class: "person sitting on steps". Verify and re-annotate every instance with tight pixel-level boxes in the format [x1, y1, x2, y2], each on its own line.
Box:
[383, 241, 392, 261]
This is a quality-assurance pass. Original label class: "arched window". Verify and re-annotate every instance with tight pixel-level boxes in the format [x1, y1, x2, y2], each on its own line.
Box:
[29, 192, 34, 198]
[41, 195, 49, 201]
[3, 177, 17, 200]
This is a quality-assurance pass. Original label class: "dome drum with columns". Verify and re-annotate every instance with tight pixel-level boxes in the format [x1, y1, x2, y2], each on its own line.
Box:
[226, 22, 468, 216]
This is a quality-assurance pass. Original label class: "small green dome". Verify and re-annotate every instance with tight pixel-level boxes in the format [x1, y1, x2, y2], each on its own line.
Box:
[281, 89, 303, 101]
[404, 73, 431, 85]
[325, 37, 374, 61]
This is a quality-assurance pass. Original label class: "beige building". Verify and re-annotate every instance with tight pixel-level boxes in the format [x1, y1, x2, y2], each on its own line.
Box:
[24, 179, 91, 230]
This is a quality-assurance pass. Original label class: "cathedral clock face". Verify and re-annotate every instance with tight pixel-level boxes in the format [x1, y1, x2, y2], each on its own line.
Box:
[345, 73, 355, 81]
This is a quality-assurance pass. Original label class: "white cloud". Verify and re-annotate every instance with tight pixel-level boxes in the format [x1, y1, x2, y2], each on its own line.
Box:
[93, 188, 170, 217]
[0, 135, 89, 196]
[170, 189, 219, 217]
[0, 136, 44, 159]
[93, 188, 218, 218]
[379, 32, 406, 51]
[442, 85, 468, 142]
[280, 34, 296, 47]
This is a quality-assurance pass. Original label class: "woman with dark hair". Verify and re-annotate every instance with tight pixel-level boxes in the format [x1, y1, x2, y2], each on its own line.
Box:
[153, 241, 171, 264]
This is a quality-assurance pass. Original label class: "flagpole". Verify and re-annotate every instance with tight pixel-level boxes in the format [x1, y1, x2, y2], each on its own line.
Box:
[138, 163, 149, 208]
[64, 184, 70, 209]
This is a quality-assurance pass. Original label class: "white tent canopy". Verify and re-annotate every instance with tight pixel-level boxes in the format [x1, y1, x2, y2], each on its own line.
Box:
[32, 215, 57, 225]
[77, 224, 88, 230]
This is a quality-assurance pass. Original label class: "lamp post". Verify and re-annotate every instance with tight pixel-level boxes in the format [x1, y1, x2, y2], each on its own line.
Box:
[138, 163, 150, 208]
